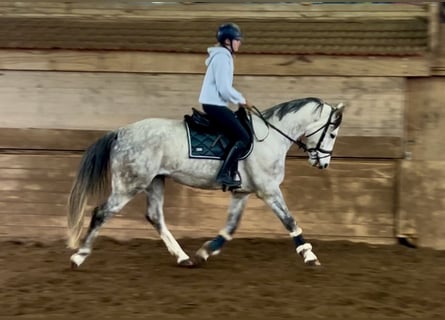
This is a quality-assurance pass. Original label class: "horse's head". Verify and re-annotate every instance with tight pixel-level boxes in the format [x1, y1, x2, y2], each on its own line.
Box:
[302, 102, 344, 169]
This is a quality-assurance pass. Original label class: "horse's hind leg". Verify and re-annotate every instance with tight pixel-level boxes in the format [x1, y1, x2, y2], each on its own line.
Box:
[195, 192, 249, 264]
[70, 192, 133, 268]
[145, 176, 193, 267]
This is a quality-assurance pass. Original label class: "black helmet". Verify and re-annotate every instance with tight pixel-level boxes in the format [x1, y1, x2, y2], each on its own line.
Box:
[216, 23, 242, 45]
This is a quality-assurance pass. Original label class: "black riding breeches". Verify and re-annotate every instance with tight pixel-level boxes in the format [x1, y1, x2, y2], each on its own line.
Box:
[202, 104, 250, 149]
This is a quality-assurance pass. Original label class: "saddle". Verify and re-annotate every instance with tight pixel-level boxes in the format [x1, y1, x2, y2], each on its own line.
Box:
[183, 107, 254, 160]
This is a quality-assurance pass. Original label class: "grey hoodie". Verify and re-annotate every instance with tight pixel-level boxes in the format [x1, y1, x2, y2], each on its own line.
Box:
[198, 46, 246, 107]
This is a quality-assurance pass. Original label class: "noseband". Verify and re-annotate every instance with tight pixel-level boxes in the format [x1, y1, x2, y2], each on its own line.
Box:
[304, 107, 336, 157]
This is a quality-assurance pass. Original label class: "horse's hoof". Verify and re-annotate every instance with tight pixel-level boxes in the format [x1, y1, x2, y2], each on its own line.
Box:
[398, 236, 417, 249]
[195, 243, 211, 267]
[70, 253, 86, 269]
[305, 259, 321, 267]
[178, 258, 195, 268]
[194, 254, 208, 267]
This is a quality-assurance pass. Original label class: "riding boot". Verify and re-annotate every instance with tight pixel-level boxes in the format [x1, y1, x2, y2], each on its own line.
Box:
[216, 141, 245, 189]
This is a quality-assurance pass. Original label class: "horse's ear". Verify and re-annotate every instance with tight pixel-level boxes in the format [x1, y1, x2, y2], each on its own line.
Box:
[335, 102, 345, 114]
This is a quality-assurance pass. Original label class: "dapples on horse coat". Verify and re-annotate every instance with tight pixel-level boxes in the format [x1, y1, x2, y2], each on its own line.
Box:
[67, 97, 344, 268]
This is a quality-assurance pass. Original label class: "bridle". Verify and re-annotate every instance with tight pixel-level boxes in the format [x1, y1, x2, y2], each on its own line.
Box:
[251, 105, 337, 157]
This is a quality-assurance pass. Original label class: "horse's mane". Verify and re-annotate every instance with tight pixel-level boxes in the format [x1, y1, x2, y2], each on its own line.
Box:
[262, 97, 324, 120]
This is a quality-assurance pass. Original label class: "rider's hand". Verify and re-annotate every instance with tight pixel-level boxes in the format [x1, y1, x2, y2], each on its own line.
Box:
[240, 101, 254, 111]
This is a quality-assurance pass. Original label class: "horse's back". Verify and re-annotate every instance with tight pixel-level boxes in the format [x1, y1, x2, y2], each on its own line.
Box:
[113, 117, 187, 161]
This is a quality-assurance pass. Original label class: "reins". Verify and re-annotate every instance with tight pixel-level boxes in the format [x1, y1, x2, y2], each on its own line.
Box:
[250, 106, 308, 152]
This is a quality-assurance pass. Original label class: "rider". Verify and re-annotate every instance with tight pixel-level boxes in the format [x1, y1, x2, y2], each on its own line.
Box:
[199, 22, 253, 189]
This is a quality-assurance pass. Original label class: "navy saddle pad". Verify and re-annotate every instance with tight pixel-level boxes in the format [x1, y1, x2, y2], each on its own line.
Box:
[184, 108, 253, 160]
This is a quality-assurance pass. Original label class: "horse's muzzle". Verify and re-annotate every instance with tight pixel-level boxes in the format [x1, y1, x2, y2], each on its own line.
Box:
[309, 157, 330, 169]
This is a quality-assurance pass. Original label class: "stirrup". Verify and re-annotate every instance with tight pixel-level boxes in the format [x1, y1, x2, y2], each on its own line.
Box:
[217, 175, 241, 192]
[222, 183, 241, 192]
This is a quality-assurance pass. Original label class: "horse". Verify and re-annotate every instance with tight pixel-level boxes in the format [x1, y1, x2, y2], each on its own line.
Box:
[67, 97, 344, 268]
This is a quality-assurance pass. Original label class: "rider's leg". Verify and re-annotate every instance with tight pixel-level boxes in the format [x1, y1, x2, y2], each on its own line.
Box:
[215, 140, 245, 187]
[202, 104, 250, 188]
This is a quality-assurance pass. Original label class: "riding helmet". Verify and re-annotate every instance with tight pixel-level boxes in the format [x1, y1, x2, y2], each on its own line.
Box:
[216, 23, 243, 44]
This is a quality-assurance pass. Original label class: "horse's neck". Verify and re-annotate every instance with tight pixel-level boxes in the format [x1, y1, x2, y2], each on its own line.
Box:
[268, 106, 316, 144]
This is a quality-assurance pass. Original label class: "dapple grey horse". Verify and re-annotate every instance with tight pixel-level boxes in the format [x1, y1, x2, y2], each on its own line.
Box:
[67, 97, 344, 268]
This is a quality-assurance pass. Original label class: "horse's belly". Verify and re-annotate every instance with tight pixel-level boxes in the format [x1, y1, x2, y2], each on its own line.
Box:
[165, 158, 221, 189]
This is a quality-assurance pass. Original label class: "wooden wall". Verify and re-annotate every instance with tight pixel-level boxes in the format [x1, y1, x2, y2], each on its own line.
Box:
[397, 77, 445, 249]
[0, 155, 397, 244]
[0, 72, 404, 244]
[0, 2, 443, 248]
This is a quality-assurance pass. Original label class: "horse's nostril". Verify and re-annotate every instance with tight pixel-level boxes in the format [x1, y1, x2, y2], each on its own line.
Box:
[323, 163, 328, 169]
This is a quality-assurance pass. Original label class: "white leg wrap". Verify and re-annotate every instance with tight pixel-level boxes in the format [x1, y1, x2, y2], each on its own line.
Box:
[296, 243, 312, 255]
[70, 248, 91, 267]
[296, 243, 319, 263]
[302, 250, 318, 263]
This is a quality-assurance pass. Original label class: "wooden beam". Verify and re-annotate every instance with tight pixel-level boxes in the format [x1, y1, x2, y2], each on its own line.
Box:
[0, 50, 431, 76]
[0, 2, 430, 56]
[0, 3, 430, 19]
[0, 128, 403, 159]
[0, 128, 104, 151]
[432, 23, 445, 75]
[406, 78, 445, 161]
[289, 136, 403, 159]
[397, 160, 445, 250]
[428, 3, 441, 54]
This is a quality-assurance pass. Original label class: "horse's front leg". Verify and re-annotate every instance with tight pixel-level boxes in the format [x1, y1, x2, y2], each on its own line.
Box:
[195, 192, 249, 264]
[260, 187, 320, 266]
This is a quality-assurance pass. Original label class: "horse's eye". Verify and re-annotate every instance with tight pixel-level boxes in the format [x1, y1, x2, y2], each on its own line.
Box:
[330, 133, 336, 139]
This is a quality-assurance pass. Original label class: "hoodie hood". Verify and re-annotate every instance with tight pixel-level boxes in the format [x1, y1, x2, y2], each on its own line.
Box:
[205, 46, 231, 66]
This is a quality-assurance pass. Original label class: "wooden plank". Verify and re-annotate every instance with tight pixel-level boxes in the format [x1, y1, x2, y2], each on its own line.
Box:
[0, 225, 396, 245]
[0, 202, 67, 215]
[291, 136, 404, 159]
[0, 128, 104, 151]
[0, 71, 405, 139]
[0, 154, 79, 169]
[0, 50, 431, 76]
[397, 160, 445, 250]
[0, 129, 403, 159]
[0, 191, 69, 204]
[0, 167, 74, 180]
[0, 19, 429, 33]
[0, 23, 428, 55]
[0, 2, 430, 56]
[0, 3, 429, 19]
[0, 179, 72, 193]
[0, 214, 394, 239]
[0, 2, 429, 13]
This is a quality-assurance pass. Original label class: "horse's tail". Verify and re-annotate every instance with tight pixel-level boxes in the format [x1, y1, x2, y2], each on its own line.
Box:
[67, 131, 118, 249]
